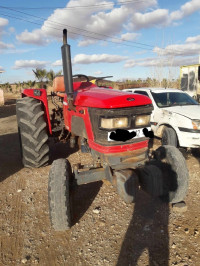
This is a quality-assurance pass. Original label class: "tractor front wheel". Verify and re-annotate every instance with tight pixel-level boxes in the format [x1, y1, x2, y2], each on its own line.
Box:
[154, 145, 189, 203]
[16, 97, 49, 168]
[48, 159, 73, 231]
[138, 145, 189, 203]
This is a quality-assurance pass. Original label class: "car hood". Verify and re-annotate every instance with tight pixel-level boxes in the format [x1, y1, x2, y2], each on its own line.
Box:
[163, 105, 200, 119]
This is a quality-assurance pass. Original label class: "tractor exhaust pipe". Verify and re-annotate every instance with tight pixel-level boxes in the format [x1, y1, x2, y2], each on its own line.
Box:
[61, 29, 73, 98]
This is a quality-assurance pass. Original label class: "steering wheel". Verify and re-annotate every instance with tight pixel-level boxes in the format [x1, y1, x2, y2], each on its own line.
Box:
[72, 74, 89, 82]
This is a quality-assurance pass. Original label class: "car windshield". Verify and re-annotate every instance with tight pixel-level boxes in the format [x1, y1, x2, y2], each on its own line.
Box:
[151, 91, 198, 108]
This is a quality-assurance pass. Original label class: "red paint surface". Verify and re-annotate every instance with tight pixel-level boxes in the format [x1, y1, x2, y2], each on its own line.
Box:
[88, 139, 148, 153]
[73, 87, 152, 108]
[22, 89, 52, 134]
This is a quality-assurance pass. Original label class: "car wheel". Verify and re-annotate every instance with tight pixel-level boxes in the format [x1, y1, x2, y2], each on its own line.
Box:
[162, 127, 178, 147]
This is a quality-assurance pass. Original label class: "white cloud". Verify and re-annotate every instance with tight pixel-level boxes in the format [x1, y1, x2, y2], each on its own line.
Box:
[13, 60, 49, 69]
[9, 27, 15, 33]
[0, 66, 5, 72]
[52, 59, 62, 66]
[0, 17, 8, 30]
[94, 70, 103, 75]
[186, 35, 200, 43]
[0, 18, 9, 39]
[121, 32, 140, 41]
[15, 0, 200, 48]
[16, 29, 49, 46]
[0, 41, 14, 50]
[124, 55, 199, 68]
[15, 0, 157, 46]
[129, 9, 169, 30]
[78, 39, 97, 47]
[170, 0, 200, 21]
[73, 53, 127, 64]
[154, 43, 200, 57]
[0, 17, 16, 52]
[124, 60, 135, 68]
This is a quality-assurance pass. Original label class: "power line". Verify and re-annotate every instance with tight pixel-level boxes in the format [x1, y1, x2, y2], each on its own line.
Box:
[0, 11, 153, 50]
[0, 5, 154, 49]
[0, 1, 152, 10]
[0, 6, 189, 55]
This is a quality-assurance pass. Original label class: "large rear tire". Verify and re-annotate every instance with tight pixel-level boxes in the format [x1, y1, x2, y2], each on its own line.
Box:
[16, 97, 49, 168]
[48, 159, 72, 231]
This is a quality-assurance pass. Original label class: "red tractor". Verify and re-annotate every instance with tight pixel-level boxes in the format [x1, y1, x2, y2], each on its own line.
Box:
[16, 29, 189, 231]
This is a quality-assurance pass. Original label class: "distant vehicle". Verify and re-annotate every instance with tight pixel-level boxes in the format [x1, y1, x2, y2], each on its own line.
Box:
[123, 88, 200, 149]
[180, 64, 200, 102]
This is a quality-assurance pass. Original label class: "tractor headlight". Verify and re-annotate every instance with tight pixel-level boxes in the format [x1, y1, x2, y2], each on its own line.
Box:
[101, 117, 128, 129]
[192, 120, 200, 130]
[135, 115, 150, 127]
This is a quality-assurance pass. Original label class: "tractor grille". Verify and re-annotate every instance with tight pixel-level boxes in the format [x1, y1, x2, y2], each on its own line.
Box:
[88, 105, 153, 146]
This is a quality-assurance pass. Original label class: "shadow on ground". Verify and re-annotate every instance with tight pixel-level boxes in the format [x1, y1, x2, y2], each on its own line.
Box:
[180, 148, 200, 165]
[0, 104, 16, 119]
[117, 190, 169, 266]
[4, 99, 17, 105]
[191, 148, 200, 165]
[49, 139, 79, 163]
[71, 181, 103, 225]
[0, 132, 23, 181]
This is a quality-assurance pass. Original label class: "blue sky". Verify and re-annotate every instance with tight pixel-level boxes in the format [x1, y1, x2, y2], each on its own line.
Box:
[1, 0, 200, 83]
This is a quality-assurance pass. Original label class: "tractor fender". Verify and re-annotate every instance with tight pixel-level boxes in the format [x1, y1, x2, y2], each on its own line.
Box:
[22, 88, 52, 134]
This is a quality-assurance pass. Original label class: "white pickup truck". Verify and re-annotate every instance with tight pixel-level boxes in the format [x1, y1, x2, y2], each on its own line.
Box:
[123, 88, 200, 149]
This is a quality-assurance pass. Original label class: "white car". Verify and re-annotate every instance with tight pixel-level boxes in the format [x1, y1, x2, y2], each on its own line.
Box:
[123, 88, 200, 148]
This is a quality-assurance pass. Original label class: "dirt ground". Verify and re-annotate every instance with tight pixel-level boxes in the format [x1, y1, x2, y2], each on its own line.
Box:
[0, 93, 200, 266]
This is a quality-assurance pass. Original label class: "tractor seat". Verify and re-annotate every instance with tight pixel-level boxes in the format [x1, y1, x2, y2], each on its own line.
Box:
[53, 75, 96, 92]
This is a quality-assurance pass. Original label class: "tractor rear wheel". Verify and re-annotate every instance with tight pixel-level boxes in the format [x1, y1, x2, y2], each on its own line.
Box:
[48, 159, 72, 231]
[16, 97, 49, 168]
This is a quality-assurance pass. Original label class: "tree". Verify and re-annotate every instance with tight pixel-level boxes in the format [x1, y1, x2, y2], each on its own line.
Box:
[32, 68, 47, 82]
[32, 68, 47, 88]
[46, 69, 62, 86]
[26, 80, 36, 88]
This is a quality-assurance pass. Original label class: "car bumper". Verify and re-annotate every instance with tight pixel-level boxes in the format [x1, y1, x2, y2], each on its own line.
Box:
[177, 128, 200, 148]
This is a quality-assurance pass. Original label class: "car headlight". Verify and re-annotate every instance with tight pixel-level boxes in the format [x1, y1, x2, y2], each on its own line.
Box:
[101, 117, 128, 129]
[192, 120, 200, 130]
[135, 115, 150, 127]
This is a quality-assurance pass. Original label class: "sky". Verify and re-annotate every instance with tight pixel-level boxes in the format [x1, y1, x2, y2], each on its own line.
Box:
[1, 0, 200, 83]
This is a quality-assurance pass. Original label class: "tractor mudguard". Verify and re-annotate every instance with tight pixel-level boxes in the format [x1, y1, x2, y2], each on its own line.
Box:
[22, 88, 52, 134]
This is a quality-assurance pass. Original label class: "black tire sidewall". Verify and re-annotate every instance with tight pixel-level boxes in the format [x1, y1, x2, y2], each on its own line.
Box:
[155, 145, 189, 203]
[48, 158, 72, 231]
[162, 127, 178, 147]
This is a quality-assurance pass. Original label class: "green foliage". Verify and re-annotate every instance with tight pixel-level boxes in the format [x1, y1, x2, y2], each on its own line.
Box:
[46, 69, 62, 86]
[32, 68, 47, 82]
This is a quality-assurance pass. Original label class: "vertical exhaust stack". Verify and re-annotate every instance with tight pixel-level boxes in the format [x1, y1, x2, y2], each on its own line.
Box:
[61, 29, 74, 99]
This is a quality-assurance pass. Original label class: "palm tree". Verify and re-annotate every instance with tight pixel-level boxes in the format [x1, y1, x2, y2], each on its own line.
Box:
[26, 80, 36, 88]
[32, 68, 47, 82]
[32, 68, 47, 88]
[46, 69, 62, 86]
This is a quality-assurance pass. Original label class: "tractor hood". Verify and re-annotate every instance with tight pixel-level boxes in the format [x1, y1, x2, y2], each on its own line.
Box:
[74, 87, 152, 108]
